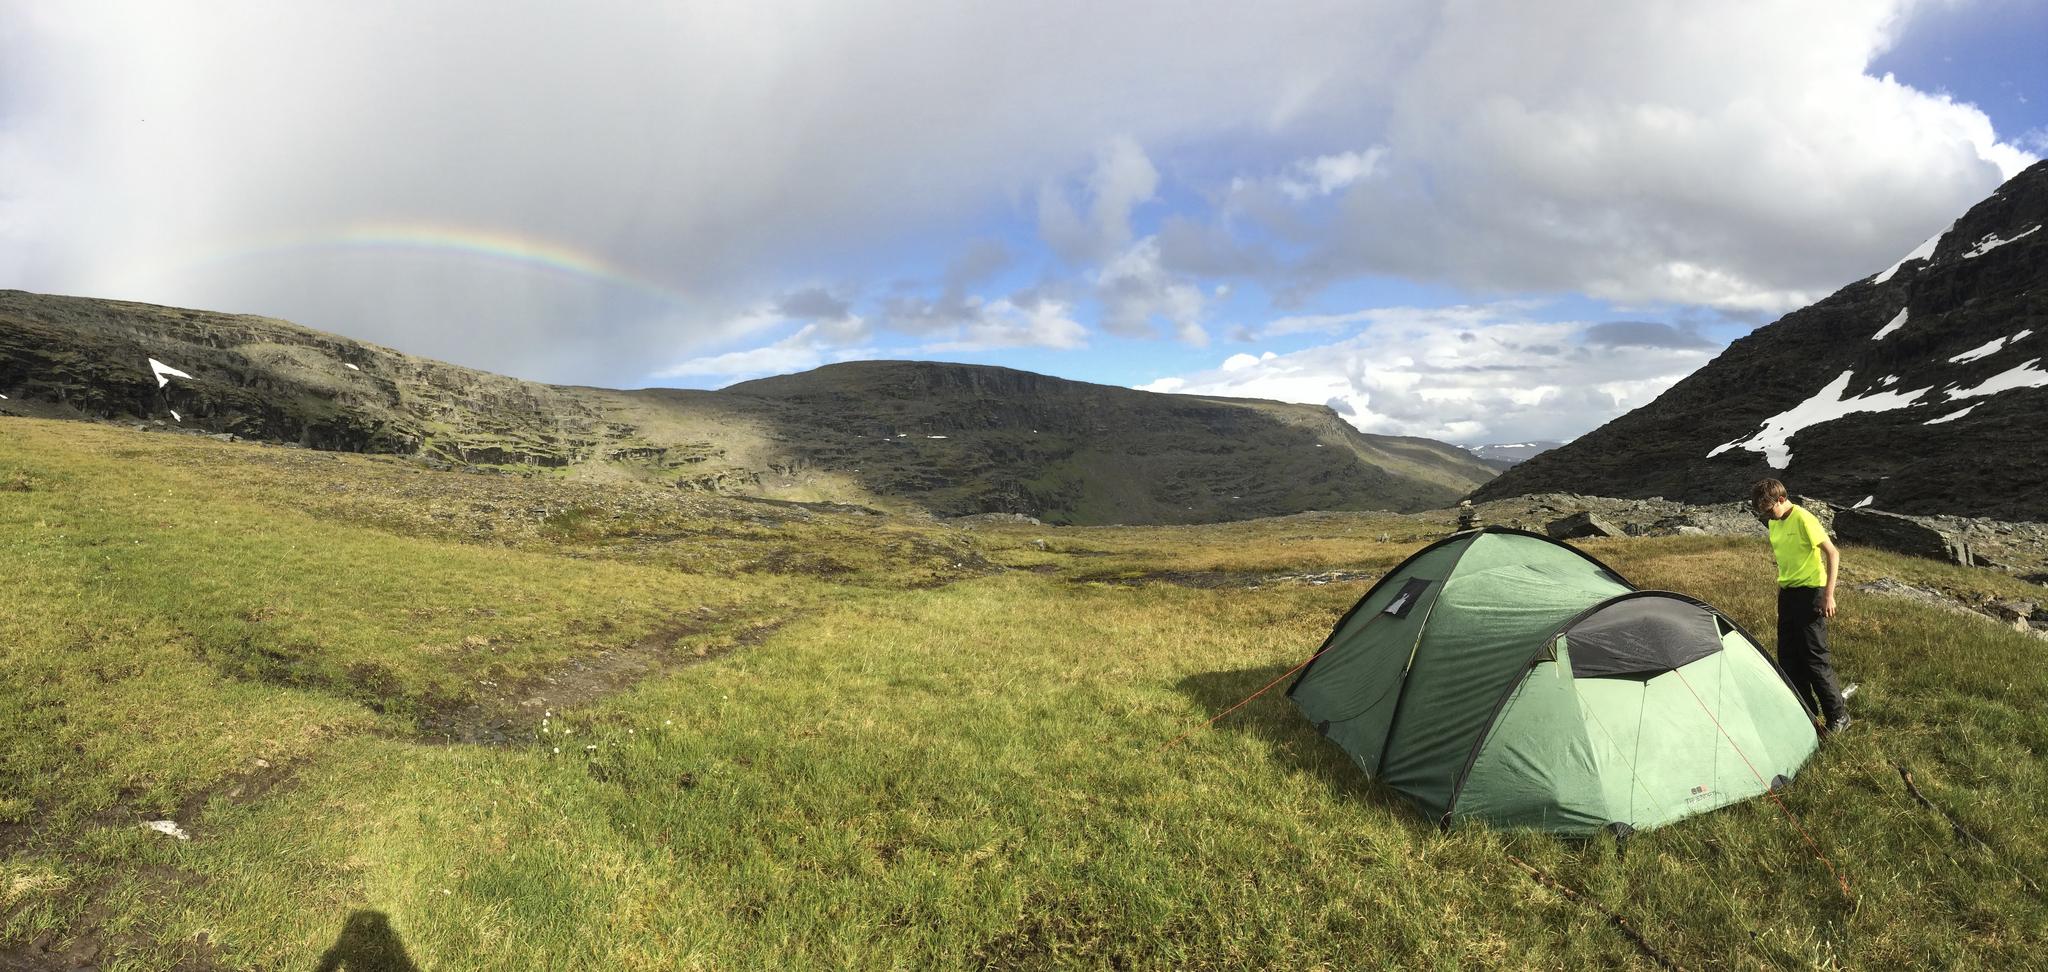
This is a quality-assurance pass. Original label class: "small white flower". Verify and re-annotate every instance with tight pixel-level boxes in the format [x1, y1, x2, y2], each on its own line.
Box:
[552, 747, 560, 754]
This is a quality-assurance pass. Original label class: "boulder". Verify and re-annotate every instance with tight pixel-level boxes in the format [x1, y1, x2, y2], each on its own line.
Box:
[1833, 507, 1973, 566]
[1546, 511, 1622, 540]
[1987, 599, 2039, 631]
[1794, 496, 1838, 534]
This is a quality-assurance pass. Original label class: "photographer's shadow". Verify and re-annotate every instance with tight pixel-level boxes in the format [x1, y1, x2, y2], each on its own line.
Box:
[314, 911, 420, 972]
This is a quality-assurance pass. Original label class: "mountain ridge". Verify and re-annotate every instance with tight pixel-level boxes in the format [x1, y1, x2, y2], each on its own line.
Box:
[1473, 159, 2048, 520]
[0, 290, 1497, 525]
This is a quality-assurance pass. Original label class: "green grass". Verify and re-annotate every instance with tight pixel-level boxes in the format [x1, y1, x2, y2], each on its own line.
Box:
[3, 418, 2046, 970]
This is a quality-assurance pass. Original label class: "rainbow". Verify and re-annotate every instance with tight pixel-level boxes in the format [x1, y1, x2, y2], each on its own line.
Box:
[160, 221, 686, 303]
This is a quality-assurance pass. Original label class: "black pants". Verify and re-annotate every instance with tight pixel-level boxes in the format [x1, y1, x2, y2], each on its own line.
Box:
[1778, 586, 1845, 722]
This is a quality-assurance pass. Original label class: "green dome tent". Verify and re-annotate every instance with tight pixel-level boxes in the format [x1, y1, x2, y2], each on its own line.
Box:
[1288, 527, 1818, 835]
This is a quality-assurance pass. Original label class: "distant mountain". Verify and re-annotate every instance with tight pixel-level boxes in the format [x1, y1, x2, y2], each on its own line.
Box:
[1473, 159, 2048, 520]
[0, 291, 1497, 525]
[1466, 441, 1563, 470]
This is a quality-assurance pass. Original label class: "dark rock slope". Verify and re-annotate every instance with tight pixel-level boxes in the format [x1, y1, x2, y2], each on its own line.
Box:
[724, 360, 1499, 523]
[1474, 159, 2048, 521]
[0, 292, 1496, 525]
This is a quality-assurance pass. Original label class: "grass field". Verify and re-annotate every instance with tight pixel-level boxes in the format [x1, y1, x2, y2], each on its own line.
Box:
[3, 418, 2046, 970]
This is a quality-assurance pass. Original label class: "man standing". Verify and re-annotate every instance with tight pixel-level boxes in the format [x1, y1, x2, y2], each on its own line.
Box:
[1752, 479, 1850, 734]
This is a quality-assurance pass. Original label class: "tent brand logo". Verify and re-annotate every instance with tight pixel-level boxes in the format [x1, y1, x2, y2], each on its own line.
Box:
[1687, 784, 1714, 805]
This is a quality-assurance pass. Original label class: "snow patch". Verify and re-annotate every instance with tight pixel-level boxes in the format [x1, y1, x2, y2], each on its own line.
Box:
[1707, 371, 1929, 468]
[1852, 496, 1874, 509]
[148, 358, 193, 388]
[1872, 225, 1948, 284]
[1948, 337, 2008, 364]
[1946, 359, 2048, 400]
[344, 363, 360, 371]
[925, 435, 948, 439]
[1961, 225, 2040, 259]
[169, 409, 181, 422]
[143, 820, 191, 840]
[1923, 405, 1976, 425]
[1871, 308, 1908, 340]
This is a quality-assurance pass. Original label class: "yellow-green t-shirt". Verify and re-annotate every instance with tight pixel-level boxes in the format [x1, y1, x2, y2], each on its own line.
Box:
[1768, 504, 1828, 588]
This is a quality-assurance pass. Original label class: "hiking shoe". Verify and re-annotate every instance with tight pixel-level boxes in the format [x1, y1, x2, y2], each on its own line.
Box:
[1824, 714, 1852, 735]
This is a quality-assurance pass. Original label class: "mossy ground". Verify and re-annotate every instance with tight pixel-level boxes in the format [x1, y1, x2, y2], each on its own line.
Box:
[3, 418, 2044, 970]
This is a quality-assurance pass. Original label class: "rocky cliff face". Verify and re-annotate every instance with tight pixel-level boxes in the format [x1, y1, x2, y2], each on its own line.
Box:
[0, 294, 1497, 525]
[1473, 159, 2048, 520]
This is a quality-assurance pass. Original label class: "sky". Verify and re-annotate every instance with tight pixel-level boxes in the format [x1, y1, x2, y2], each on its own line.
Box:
[2, 1, 2044, 447]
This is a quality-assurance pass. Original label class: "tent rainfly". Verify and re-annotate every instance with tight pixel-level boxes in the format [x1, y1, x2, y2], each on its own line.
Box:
[1288, 527, 1818, 835]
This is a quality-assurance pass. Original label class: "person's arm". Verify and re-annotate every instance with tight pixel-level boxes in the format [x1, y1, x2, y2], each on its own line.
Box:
[1819, 539, 1839, 618]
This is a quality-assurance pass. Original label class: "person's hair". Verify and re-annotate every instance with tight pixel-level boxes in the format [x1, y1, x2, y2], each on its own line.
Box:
[1751, 479, 1788, 506]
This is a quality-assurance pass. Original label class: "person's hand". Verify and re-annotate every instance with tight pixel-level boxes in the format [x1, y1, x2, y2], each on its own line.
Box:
[1823, 592, 1837, 618]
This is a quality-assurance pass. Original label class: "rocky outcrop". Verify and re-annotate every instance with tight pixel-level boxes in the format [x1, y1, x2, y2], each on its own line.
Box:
[1462, 492, 2048, 580]
[1465, 493, 1764, 539]
[1857, 579, 2048, 641]
[1834, 507, 1975, 566]
[1546, 511, 1623, 539]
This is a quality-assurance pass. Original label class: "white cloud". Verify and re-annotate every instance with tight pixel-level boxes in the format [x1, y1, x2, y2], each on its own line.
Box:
[1138, 303, 1720, 443]
[1278, 148, 1387, 200]
[1095, 237, 1209, 344]
[661, 288, 1084, 381]
[651, 309, 873, 380]
[2, 1, 2038, 385]
[1233, 302, 1534, 341]
[1284, 3, 2037, 312]
[1038, 136, 1160, 264]
[916, 297, 1088, 352]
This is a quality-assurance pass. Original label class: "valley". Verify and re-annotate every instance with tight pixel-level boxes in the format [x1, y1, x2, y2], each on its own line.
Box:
[3, 418, 2045, 969]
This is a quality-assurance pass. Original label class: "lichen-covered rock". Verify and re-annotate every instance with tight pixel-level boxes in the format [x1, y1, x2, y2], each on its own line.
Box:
[1546, 510, 1623, 539]
[1834, 507, 1974, 565]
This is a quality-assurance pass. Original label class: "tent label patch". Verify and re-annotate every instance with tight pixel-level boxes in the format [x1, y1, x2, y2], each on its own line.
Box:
[1383, 578, 1432, 618]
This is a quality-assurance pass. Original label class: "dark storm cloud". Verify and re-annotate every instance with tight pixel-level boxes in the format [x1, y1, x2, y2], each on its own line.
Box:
[1581, 320, 1717, 349]
[774, 287, 855, 321]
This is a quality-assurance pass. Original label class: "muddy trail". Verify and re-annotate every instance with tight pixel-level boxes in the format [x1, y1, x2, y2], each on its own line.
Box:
[0, 759, 294, 972]
[1076, 567, 1384, 590]
[2, 601, 804, 971]
[416, 612, 794, 745]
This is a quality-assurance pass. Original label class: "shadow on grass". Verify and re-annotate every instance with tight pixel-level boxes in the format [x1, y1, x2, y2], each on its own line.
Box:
[1174, 664, 1423, 826]
[314, 911, 420, 972]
